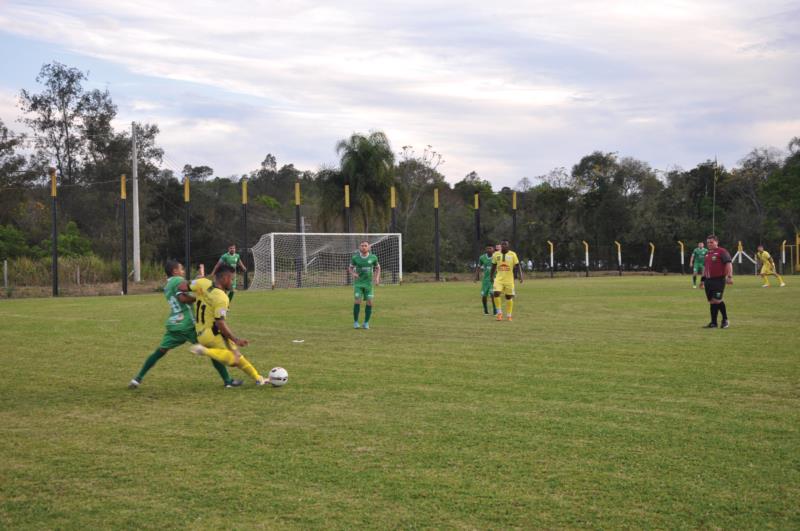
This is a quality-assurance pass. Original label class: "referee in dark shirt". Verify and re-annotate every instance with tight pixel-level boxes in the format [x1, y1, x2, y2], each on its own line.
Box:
[700, 234, 733, 328]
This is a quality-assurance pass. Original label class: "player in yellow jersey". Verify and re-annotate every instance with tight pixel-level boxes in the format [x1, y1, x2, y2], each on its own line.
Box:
[490, 240, 523, 321]
[756, 244, 786, 287]
[185, 264, 271, 386]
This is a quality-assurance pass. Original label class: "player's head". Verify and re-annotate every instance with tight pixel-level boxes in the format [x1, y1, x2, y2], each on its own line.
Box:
[485, 245, 494, 255]
[757, 244, 764, 251]
[359, 240, 370, 254]
[495, 243, 501, 252]
[165, 259, 184, 277]
[215, 264, 236, 290]
[706, 234, 719, 249]
[500, 240, 510, 252]
[227, 244, 236, 254]
[697, 242, 704, 248]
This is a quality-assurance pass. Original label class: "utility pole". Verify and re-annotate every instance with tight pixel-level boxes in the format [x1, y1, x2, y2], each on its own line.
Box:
[131, 122, 141, 282]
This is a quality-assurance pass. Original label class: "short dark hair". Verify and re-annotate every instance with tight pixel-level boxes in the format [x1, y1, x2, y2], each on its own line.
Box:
[215, 264, 235, 278]
[360, 240, 370, 245]
[707, 234, 719, 242]
[164, 259, 181, 276]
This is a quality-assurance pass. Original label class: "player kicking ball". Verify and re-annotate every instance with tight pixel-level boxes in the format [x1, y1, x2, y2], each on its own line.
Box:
[350, 240, 380, 329]
[129, 260, 242, 389]
[186, 265, 271, 385]
[490, 240, 523, 321]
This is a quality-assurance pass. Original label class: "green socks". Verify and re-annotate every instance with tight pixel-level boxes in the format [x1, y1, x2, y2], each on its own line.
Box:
[228, 291, 235, 302]
[136, 349, 166, 381]
[365, 305, 372, 323]
[353, 303, 361, 322]
[211, 359, 232, 384]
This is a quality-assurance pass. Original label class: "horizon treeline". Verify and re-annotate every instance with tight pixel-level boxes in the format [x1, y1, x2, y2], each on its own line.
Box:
[1, 62, 798, 274]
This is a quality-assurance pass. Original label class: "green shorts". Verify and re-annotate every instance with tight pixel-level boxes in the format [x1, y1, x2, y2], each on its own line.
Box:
[480, 280, 493, 297]
[158, 327, 198, 350]
[354, 283, 374, 301]
[693, 266, 704, 274]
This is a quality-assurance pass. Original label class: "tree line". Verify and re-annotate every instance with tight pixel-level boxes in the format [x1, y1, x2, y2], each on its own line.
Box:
[1, 62, 798, 277]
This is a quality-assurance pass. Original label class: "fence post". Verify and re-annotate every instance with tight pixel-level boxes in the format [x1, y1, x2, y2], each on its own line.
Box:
[614, 241, 622, 276]
[582, 240, 589, 277]
[434, 188, 440, 281]
[780, 239, 787, 275]
[121, 174, 128, 295]
[473, 192, 480, 263]
[677, 241, 685, 275]
[390, 185, 398, 283]
[511, 191, 517, 250]
[547, 240, 554, 278]
[184, 176, 191, 279]
[242, 178, 250, 289]
[3, 259, 7, 293]
[344, 184, 351, 233]
[292, 180, 300, 289]
[648, 242, 656, 273]
[50, 167, 58, 297]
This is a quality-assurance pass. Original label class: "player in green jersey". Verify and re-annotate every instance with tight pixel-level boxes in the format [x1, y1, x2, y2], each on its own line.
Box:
[475, 245, 497, 315]
[349, 240, 381, 329]
[689, 241, 708, 288]
[129, 260, 242, 389]
[210, 244, 247, 302]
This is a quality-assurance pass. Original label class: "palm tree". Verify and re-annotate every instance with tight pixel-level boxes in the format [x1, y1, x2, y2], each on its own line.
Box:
[335, 131, 395, 232]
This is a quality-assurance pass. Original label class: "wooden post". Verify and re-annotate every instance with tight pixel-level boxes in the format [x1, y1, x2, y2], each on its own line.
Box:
[121, 174, 128, 295]
[50, 167, 58, 296]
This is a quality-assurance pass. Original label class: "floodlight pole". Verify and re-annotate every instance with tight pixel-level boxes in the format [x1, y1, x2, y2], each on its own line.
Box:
[242, 178, 249, 289]
[547, 240, 554, 278]
[50, 167, 58, 296]
[434, 188, 441, 281]
[121, 175, 128, 295]
[184, 176, 191, 279]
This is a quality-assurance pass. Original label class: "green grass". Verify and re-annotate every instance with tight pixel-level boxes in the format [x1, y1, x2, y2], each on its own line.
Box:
[0, 276, 798, 529]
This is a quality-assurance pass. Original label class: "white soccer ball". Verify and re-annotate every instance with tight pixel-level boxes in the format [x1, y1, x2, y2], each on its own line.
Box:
[269, 367, 289, 387]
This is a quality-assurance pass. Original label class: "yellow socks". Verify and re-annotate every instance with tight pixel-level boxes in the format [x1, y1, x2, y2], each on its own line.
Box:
[236, 355, 261, 381]
[506, 299, 514, 316]
[493, 296, 502, 313]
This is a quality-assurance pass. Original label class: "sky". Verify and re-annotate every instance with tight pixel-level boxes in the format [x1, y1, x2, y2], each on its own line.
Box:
[0, 0, 798, 187]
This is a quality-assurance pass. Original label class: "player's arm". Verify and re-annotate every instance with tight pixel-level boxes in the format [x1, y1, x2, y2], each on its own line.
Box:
[176, 281, 195, 303]
[490, 263, 497, 279]
[349, 257, 359, 279]
[214, 317, 248, 348]
[516, 262, 524, 284]
[689, 254, 694, 267]
[210, 259, 223, 277]
[374, 262, 381, 285]
[723, 252, 733, 284]
[237, 258, 247, 273]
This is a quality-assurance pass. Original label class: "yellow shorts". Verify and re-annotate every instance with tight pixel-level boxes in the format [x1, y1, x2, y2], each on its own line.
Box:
[493, 280, 515, 296]
[760, 265, 774, 275]
[198, 329, 234, 351]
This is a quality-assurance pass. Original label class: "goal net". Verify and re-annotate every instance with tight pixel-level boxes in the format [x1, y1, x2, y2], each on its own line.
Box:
[249, 233, 402, 289]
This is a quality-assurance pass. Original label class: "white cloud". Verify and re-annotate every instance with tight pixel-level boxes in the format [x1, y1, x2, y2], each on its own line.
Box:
[0, 0, 798, 185]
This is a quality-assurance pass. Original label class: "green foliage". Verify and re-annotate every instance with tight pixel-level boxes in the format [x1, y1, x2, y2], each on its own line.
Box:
[0, 224, 30, 260]
[39, 221, 93, 258]
[254, 194, 280, 210]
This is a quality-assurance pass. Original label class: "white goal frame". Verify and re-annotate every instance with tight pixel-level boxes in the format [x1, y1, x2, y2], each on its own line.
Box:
[249, 232, 403, 290]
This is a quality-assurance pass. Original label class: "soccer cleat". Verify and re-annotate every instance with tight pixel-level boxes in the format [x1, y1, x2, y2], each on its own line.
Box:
[703, 322, 718, 329]
[495, 312, 503, 321]
[721, 320, 730, 329]
[256, 376, 271, 386]
[762, 284, 770, 288]
[483, 311, 490, 316]
[225, 379, 244, 388]
[692, 285, 697, 289]
[507, 315, 513, 322]
[189, 344, 208, 357]
[128, 378, 140, 389]
[780, 283, 786, 287]
[353, 321, 360, 329]
[363, 322, 370, 330]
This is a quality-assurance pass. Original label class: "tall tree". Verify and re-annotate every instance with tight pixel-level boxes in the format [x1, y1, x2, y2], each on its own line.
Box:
[336, 131, 395, 232]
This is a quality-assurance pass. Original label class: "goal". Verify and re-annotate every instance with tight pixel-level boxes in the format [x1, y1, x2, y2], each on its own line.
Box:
[249, 233, 402, 289]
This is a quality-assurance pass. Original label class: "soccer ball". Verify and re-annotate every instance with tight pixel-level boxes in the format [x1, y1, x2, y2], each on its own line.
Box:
[269, 367, 288, 387]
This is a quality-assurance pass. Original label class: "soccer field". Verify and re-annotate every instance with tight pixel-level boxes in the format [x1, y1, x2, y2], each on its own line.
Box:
[1, 276, 797, 528]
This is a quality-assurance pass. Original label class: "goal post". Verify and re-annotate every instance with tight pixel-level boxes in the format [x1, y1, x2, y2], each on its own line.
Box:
[249, 233, 402, 290]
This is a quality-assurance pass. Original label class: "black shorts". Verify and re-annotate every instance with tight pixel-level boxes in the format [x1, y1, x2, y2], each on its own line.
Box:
[704, 276, 726, 301]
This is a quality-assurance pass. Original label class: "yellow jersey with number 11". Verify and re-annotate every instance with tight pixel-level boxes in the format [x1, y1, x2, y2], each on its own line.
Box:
[189, 278, 229, 335]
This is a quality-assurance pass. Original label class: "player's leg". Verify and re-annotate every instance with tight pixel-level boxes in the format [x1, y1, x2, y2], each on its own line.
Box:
[191, 334, 268, 384]
[771, 269, 786, 286]
[188, 328, 239, 387]
[363, 286, 374, 329]
[505, 284, 515, 321]
[761, 266, 771, 287]
[353, 287, 363, 328]
[130, 347, 167, 388]
[130, 329, 186, 387]
[492, 285, 503, 320]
